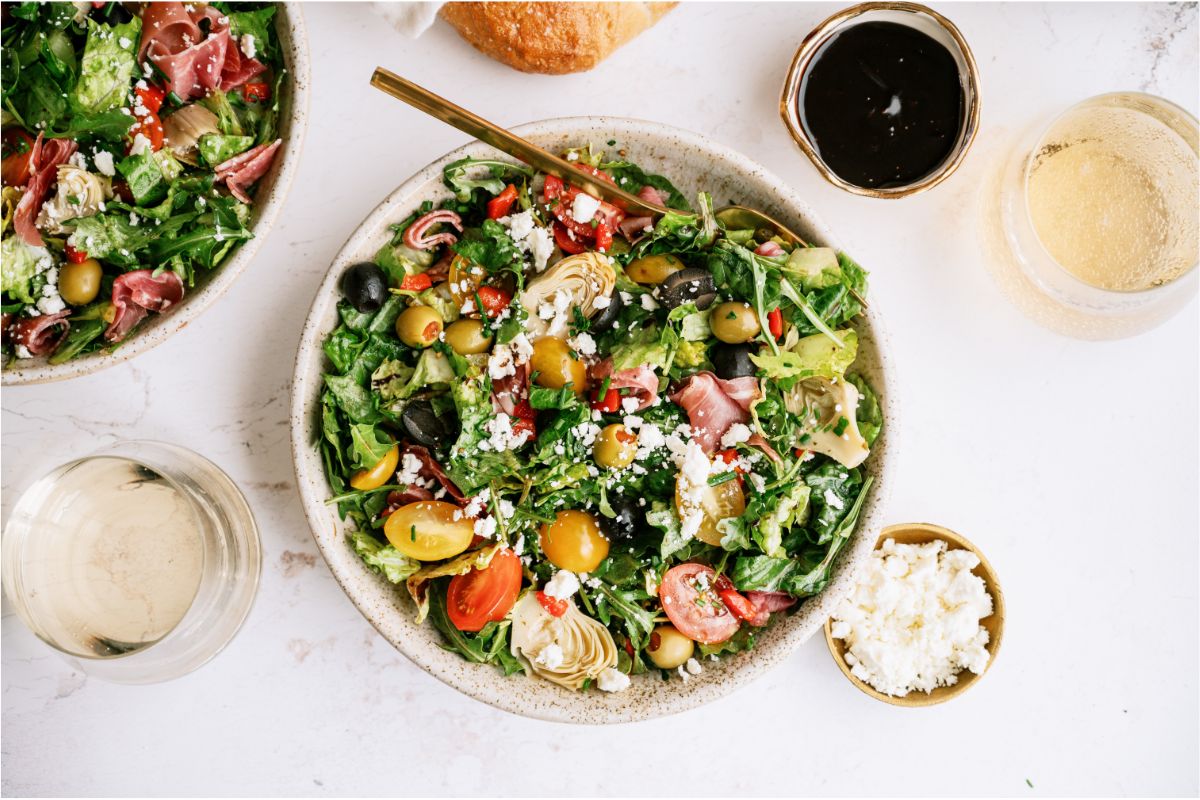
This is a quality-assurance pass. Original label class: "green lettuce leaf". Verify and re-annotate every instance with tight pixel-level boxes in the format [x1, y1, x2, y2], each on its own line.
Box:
[198, 134, 254, 168]
[750, 329, 858, 387]
[350, 531, 420, 584]
[0, 237, 51, 303]
[71, 18, 141, 114]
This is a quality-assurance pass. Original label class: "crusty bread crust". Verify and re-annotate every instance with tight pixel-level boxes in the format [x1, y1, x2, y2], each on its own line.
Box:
[440, 2, 677, 74]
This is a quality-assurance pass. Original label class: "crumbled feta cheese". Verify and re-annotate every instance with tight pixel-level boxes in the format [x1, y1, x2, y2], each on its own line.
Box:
[831, 538, 993, 697]
[93, 150, 116, 177]
[640, 293, 660, 311]
[592, 293, 611, 309]
[118, 36, 132, 49]
[36, 268, 65, 315]
[487, 345, 517, 380]
[721, 423, 753, 449]
[543, 570, 580, 600]
[129, 132, 152, 156]
[568, 331, 596, 357]
[597, 667, 631, 692]
[535, 643, 564, 669]
[823, 489, 845, 510]
[478, 413, 532, 452]
[240, 33, 257, 59]
[395, 452, 424, 486]
[676, 440, 712, 541]
[570, 192, 601, 224]
[685, 657, 703, 675]
[473, 515, 498, 539]
[620, 396, 640, 415]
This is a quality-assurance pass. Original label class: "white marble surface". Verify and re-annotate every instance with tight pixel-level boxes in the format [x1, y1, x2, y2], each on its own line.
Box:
[3, 3, 1197, 796]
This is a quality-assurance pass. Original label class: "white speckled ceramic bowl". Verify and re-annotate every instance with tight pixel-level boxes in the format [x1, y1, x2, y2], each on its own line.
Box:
[2, 4, 311, 386]
[291, 117, 897, 723]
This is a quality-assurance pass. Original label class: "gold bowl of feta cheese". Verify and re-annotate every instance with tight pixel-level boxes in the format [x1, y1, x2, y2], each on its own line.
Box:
[824, 523, 1005, 707]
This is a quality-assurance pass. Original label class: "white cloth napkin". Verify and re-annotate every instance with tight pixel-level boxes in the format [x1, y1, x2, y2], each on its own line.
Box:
[373, 1, 447, 38]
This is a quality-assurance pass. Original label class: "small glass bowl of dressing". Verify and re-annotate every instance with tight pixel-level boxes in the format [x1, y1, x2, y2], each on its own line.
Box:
[781, 2, 981, 198]
[1, 441, 261, 684]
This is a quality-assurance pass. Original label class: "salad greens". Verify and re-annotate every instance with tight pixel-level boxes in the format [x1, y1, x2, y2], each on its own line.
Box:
[2, 2, 287, 365]
[319, 145, 881, 694]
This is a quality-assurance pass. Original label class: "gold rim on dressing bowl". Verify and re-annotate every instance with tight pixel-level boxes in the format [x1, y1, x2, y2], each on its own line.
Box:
[780, 2, 982, 199]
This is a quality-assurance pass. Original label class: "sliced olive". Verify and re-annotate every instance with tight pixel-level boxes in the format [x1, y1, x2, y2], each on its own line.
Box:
[342, 262, 388, 313]
[589, 290, 623, 332]
[58, 258, 102, 306]
[401, 400, 458, 449]
[444, 318, 492, 355]
[710, 301, 760, 343]
[658, 267, 716, 310]
[603, 494, 642, 540]
[395, 305, 443, 348]
[626, 253, 684, 285]
[711, 343, 757, 379]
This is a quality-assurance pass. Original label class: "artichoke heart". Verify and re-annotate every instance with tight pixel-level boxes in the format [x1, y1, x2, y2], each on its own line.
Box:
[782, 376, 870, 468]
[36, 165, 112, 233]
[162, 104, 222, 166]
[509, 591, 618, 690]
[520, 251, 616, 338]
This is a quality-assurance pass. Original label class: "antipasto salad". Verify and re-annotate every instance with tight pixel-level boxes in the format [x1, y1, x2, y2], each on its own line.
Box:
[2, 2, 286, 364]
[320, 146, 882, 693]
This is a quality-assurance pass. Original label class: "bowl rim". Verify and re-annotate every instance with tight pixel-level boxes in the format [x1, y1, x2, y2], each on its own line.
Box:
[823, 522, 1006, 707]
[289, 115, 898, 723]
[1, 2, 312, 386]
[778, 1, 982, 199]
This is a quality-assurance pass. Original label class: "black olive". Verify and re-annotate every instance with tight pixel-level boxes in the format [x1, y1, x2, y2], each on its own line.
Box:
[341, 262, 388, 313]
[711, 343, 757, 379]
[658, 267, 717, 310]
[589, 289, 624, 332]
[603, 494, 642, 540]
[400, 400, 458, 449]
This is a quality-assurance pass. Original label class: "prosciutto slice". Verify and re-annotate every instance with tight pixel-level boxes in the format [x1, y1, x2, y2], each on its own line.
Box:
[404, 210, 463, 251]
[215, 139, 281, 203]
[490, 362, 531, 419]
[13, 134, 77, 246]
[139, 3, 265, 100]
[10, 311, 70, 357]
[104, 270, 185, 343]
[590, 359, 660, 411]
[670, 372, 760, 452]
[744, 591, 796, 626]
[755, 241, 785, 257]
[399, 444, 466, 504]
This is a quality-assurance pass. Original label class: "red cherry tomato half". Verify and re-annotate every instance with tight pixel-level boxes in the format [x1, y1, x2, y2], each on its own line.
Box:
[487, 184, 519, 220]
[399, 273, 432, 292]
[135, 84, 165, 114]
[590, 387, 620, 413]
[474, 286, 512, 317]
[542, 174, 564, 201]
[1, 128, 35, 188]
[552, 222, 586, 255]
[243, 82, 270, 103]
[536, 590, 568, 618]
[446, 548, 523, 632]
[658, 563, 741, 644]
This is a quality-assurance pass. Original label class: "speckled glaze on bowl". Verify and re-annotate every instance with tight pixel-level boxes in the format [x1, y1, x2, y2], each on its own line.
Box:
[2, 4, 311, 386]
[290, 117, 898, 723]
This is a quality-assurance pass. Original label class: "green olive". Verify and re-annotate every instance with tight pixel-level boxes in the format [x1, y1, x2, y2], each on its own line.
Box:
[647, 625, 695, 669]
[444, 319, 492, 355]
[530, 335, 589, 395]
[626, 253, 684, 285]
[395, 305, 443, 348]
[594, 423, 637, 469]
[58, 258, 102, 306]
[710, 301, 760, 344]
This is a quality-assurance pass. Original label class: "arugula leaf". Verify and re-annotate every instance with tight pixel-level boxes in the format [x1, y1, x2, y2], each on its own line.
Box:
[49, 318, 106, 364]
[225, 5, 277, 61]
[590, 583, 656, 649]
[805, 462, 864, 545]
[45, 109, 136, 140]
[598, 160, 691, 210]
[442, 157, 533, 202]
[427, 582, 525, 675]
[348, 423, 393, 470]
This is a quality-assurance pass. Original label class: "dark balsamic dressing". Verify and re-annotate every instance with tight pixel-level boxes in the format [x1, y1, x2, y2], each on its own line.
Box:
[801, 21, 963, 189]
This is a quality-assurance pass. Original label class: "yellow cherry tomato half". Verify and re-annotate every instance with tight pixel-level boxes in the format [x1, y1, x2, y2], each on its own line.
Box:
[538, 509, 609, 572]
[349, 444, 399, 491]
[384, 500, 476, 562]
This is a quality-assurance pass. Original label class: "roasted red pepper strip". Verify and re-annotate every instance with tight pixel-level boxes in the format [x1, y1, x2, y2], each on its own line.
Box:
[594, 220, 613, 252]
[590, 387, 620, 413]
[64, 244, 88, 264]
[399, 273, 432, 292]
[536, 591, 568, 617]
[243, 82, 270, 103]
[487, 184, 519, 219]
[714, 575, 757, 622]
[767, 308, 784, 339]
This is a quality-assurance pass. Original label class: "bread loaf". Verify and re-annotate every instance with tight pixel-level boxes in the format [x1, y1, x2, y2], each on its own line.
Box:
[440, 2, 677, 75]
